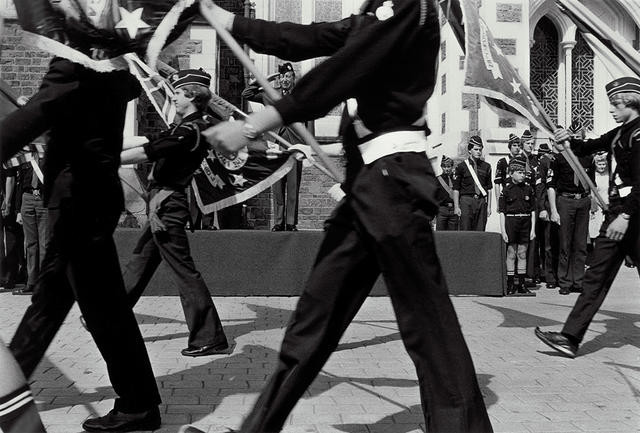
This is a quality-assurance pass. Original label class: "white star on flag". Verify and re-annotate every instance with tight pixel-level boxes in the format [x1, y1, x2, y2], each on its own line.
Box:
[230, 174, 248, 187]
[115, 7, 150, 39]
[510, 78, 521, 94]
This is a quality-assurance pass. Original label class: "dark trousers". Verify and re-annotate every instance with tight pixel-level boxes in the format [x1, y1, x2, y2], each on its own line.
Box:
[0, 212, 24, 287]
[20, 192, 49, 286]
[123, 191, 227, 349]
[459, 195, 488, 231]
[273, 160, 302, 226]
[562, 213, 639, 343]
[240, 154, 492, 433]
[526, 213, 545, 279]
[9, 203, 161, 413]
[544, 221, 560, 284]
[557, 196, 590, 289]
[436, 204, 459, 230]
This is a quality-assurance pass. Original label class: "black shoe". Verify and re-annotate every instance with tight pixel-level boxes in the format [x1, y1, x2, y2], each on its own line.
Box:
[271, 224, 284, 232]
[515, 286, 536, 296]
[82, 408, 161, 432]
[534, 327, 578, 358]
[546, 282, 557, 289]
[181, 342, 231, 357]
[12, 285, 34, 295]
[571, 286, 583, 293]
[559, 287, 571, 295]
[524, 279, 538, 288]
[285, 224, 298, 231]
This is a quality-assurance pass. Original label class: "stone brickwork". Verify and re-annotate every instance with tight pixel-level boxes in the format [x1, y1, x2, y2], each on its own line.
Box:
[461, 93, 479, 110]
[498, 117, 517, 128]
[0, 22, 53, 97]
[495, 38, 516, 56]
[496, 2, 522, 22]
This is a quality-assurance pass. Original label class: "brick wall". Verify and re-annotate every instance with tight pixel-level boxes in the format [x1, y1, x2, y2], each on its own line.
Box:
[0, 22, 53, 96]
[1, 5, 343, 231]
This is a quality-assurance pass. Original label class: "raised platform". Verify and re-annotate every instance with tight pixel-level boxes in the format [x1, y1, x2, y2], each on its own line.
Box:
[114, 229, 506, 297]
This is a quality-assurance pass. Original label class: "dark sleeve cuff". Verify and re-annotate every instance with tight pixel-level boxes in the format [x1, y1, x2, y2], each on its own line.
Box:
[272, 97, 299, 126]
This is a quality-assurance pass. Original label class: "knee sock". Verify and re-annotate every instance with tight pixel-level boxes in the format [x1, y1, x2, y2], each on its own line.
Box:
[0, 384, 46, 433]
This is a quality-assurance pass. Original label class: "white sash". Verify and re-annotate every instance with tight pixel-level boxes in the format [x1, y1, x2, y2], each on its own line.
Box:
[464, 159, 487, 197]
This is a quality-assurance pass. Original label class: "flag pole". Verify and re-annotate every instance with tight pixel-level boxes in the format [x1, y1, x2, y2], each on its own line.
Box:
[520, 85, 609, 211]
[199, 0, 344, 183]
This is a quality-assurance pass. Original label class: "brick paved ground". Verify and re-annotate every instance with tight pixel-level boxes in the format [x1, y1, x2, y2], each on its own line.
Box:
[0, 266, 637, 433]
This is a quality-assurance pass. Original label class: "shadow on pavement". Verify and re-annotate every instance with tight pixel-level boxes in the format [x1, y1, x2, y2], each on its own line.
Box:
[476, 301, 564, 328]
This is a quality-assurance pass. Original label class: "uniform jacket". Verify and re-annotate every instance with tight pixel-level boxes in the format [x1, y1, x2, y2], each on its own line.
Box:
[535, 152, 555, 213]
[498, 181, 535, 214]
[569, 116, 640, 216]
[144, 112, 219, 190]
[453, 158, 493, 196]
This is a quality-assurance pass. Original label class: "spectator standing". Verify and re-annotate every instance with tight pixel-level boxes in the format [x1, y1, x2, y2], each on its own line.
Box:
[494, 133, 522, 205]
[589, 152, 609, 241]
[435, 155, 458, 230]
[1, 167, 25, 293]
[547, 150, 593, 295]
[499, 157, 536, 295]
[454, 135, 493, 231]
[242, 63, 304, 231]
[536, 141, 560, 288]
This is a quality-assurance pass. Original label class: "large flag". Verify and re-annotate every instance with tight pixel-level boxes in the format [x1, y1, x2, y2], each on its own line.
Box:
[460, 0, 553, 134]
[14, 0, 199, 71]
[192, 140, 296, 214]
[125, 54, 297, 213]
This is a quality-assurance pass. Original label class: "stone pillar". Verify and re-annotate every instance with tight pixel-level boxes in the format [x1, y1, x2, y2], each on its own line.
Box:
[560, 40, 576, 129]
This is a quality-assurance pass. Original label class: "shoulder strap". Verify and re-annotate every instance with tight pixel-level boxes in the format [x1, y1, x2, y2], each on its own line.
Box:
[464, 159, 487, 197]
[437, 175, 453, 198]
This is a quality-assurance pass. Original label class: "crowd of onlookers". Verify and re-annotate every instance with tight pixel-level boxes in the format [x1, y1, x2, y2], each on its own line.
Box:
[433, 129, 614, 296]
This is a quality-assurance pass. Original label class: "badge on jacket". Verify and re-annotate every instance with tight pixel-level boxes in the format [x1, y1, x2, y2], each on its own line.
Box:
[376, 1, 394, 20]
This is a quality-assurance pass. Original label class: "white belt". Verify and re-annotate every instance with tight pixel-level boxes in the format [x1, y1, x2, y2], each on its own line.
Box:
[357, 130, 427, 165]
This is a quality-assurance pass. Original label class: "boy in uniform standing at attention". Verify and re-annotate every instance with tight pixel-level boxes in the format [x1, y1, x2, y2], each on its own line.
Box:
[499, 157, 537, 296]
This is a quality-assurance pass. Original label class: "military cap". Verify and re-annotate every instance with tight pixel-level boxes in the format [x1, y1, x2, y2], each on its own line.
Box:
[278, 62, 295, 75]
[606, 77, 640, 98]
[537, 142, 551, 154]
[441, 155, 453, 167]
[169, 69, 211, 89]
[521, 130, 533, 141]
[469, 135, 483, 147]
[507, 133, 520, 148]
[508, 155, 526, 171]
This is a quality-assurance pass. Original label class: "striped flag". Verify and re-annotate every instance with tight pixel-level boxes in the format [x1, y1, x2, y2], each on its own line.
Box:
[460, 0, 553, 134]
[124, 54, 176, 126]
[2, 143, 46, 170]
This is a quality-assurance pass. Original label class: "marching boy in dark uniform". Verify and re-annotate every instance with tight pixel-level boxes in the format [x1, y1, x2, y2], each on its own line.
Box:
[121, 69, 229, 357]
[499, 157, 536, 295]
[536, 76, 640, 358]
[195, 1, 493, 432]
[435, 155, 458, 230]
